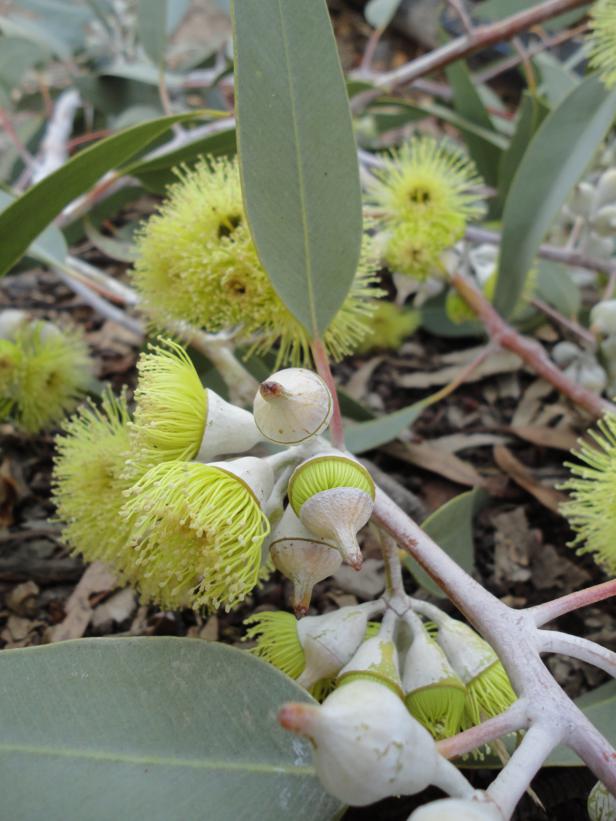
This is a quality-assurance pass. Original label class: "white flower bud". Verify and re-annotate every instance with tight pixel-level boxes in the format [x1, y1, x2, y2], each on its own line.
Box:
[468, 244, 498, 286]
[270, 506, 341, 615]
[407, 794, 504, 821]
[552, 340, 581, 367]
[197, 389, 262, 462]
[338, 634, 403, 695]
[591, 204, 616, 236]
[296, 605, 371, 688]
[585, 232, 614, 259]
[568, 181, 595, 217]
[288, 454, 375, 569]
[588, 780, 616, 821]
[595, 169, 616, 210]
[592, 301, 616, 336]
[0, 309, 28, 340]
[278, 680, 443, 806]
[253, 368, 332, 444]
[563, 357, 607, 394]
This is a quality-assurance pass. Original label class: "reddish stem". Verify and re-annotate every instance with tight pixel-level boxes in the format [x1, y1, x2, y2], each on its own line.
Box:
[437, 703, 527, 760]
[530, 578, 616, 626]
[451, 270, 614, 419]
[311, 337, 345, 449]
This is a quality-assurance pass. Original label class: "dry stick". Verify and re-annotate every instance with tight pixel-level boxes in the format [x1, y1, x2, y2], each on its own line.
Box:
[450, 269, 615, 418]
[530, 296, 596, 347]
[373, 489, 616, 795]
[369, 0, 590, 93]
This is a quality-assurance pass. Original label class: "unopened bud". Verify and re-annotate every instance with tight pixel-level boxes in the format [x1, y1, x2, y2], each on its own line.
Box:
[278, 679, 442, 806]
[591, 204, 616, 236]
[407, 793, 504, 820]
[253, 368, 332, 444]
[591, 301, 616, 336]
[337, 634, 403, 696]
[270, 506, 341, 616]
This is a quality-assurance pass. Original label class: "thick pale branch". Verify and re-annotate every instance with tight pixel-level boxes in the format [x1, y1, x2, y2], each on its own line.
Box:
[530, 579, 616, 625]
[437, 702, 528, 760]
[538, 630, 616, 677]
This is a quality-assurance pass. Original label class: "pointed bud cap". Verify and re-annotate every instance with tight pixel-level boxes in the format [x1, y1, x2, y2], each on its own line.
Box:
[402, 629, 466, 739]
[296, 605, 370, 689]
[288, 455, 375, 569]
[278, 679, 440, 806]
[337, 635, 404, 697]
[407, 794, 504, 820]
[588, 780, 616, 821]
[253, 368, 333, 444]
[270, 506, 341, 615]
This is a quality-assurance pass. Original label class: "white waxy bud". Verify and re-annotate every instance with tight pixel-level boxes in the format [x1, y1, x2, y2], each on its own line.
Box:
[296, 605, 370, 688]
[270, 506, 342, 616]
[568, 181, 595, 217]
[591, 204, 616, 236]
[468, 244, 498, 287]
[595, 169, 616, 210]
[436, 618, 496, 683]
[592, 301, 616, 336]
[278, 680, 444, 806]
[588, 780, 616, 821]
[207, 456, 274, 506]
[551, 340, 581, 368]
[253, 368, 332, 444]
[337, 634, 403, 696]
[197, 389, 262, 462]
[288, 454, 375, 570]
[586, 232, 615, 259]
[407, 794, 504, 821]
[564, 357, 607, 394]
[0, 309, 29, 340]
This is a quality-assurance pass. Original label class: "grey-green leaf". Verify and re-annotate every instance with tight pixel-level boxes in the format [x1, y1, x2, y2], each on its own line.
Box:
[0, 637, 342, 821]
[546, 680, 616, 766]
[232, 0, 363, 338]
[403, 489, 487, 597]
[0, 111, 201, 278]
[345, 398, 429, 454]
[137, 0, 167, 66]
[495, 76, 616, 317]
[365, 0, 403, 29]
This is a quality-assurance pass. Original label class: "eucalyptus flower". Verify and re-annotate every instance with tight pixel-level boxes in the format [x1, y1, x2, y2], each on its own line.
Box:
[132, 157, 383, 366]
[122, 456, 273, 611]
[0, 314, 94, 433]
[561, 411, 616, 573]
[126, 338, 260, 476]
[588, 0, 616, 89]
[368, 136, 485, 280]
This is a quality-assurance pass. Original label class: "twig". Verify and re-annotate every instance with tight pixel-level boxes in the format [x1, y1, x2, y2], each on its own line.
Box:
[32, 89, 81, 184]
[530, 297, 596, 347]
[377, 529, 405, 597]
[372, 0, 589, 92]
[538, 630, 616, 677]
[450, 269, 615, 419]
[311, 338, 345, 449]
[437, 702, 528, 760]
[530, 579, 616, 626]
[465, 225, 616, 281]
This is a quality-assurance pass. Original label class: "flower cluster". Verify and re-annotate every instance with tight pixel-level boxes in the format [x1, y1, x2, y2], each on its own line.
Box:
[132, 157, 383, 366]
[246, 604, 516, 744]
[367, 136, 485, 282]
[53, 342, 376, 611]
[0, 310, 94, 433]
